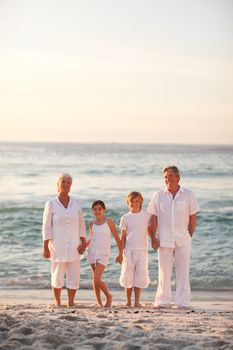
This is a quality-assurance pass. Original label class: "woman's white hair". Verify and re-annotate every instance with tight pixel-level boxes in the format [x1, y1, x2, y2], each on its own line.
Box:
[56, 173, 73, 184]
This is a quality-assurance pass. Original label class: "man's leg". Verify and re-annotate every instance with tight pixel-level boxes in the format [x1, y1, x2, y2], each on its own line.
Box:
[155, 247, 174, 306]
[175, 238, 191, 307]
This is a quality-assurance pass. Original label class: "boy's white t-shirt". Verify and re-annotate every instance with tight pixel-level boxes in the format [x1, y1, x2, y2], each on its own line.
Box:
[119, 210, 151, 250]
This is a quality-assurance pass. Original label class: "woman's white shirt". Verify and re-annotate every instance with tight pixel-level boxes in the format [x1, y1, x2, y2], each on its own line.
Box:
[42, 196, 86, 262]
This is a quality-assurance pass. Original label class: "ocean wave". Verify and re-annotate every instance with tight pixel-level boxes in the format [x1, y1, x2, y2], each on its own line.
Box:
[202, 207, 233, 214]
[1, 276, 233, 292]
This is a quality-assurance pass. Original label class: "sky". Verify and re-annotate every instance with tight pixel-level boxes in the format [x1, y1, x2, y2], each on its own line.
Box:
[0, 0, 233, 144]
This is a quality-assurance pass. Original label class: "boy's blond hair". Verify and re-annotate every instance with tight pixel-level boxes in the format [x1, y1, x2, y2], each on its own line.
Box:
[126, 191, 143, 209]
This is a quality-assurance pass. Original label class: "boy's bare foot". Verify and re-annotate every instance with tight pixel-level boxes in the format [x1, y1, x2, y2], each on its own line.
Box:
[125, 302, 132, 308]
[104, 294, 112, 308]
[48, 303, 62, 309]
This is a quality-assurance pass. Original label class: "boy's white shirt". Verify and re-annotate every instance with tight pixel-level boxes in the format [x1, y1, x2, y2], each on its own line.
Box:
[119, 209, 151, 250]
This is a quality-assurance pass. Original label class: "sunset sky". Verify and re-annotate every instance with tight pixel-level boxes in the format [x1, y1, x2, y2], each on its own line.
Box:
[1, 0, 232, 144]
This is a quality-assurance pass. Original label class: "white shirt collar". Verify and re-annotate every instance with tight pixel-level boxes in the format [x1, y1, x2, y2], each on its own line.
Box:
[163, 186, 184, 194]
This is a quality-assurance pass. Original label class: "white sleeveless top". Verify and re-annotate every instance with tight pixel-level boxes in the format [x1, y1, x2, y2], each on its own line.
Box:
[89, 221, 112, 254]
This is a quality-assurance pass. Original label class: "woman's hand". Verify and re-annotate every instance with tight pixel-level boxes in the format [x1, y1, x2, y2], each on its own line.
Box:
[42, 245, 50, 259]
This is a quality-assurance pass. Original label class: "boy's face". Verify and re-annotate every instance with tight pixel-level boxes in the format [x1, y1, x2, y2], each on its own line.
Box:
[128, 196, 142, 213]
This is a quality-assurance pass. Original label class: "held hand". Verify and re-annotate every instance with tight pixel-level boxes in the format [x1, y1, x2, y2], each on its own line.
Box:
[152, 239, 160, 251]
[115, 254, 123, 264]
[78, 243, 86, 255]
[42, 246, 50, 259]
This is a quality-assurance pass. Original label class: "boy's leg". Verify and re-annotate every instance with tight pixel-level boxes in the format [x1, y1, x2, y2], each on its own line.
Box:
[134, 287, 141, 307]
[53, 287, 62, 306]
[94, 263, 112, 307]
[125, 288, 132, 306]
[91, 264, 102, 306]
[134, 250, 150, 306]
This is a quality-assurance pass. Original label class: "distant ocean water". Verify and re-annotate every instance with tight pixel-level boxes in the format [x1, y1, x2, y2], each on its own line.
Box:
[0, 143, 232, 293]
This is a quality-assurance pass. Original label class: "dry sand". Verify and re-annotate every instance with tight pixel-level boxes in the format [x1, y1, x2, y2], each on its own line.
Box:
[0, 297, 233, 350]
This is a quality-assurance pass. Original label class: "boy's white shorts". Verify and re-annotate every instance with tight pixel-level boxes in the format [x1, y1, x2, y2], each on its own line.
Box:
[88, 249, 110, 267]
[119, 249, 150, 288]
[51, 260, 80, 289]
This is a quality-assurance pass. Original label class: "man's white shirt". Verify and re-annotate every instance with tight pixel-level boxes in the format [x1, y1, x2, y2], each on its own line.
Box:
[147, 187, 199, 247]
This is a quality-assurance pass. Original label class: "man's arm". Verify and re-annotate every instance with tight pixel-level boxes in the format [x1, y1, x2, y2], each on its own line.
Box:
[188, 213, 197, 237]
[151, 215, 159, 250]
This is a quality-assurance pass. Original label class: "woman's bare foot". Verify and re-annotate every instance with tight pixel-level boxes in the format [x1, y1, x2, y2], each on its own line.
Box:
[96, 302, 103, 308]
[104, 293, 112, 308]
[67, 302, 78, 309]
[134, 303, 142, 308]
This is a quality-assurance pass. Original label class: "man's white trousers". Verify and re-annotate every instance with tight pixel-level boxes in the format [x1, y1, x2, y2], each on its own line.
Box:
[155, 236, 191, 307]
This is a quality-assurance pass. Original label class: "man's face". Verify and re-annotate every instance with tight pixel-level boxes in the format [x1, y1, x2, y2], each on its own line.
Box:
[163, 170, 180, 191]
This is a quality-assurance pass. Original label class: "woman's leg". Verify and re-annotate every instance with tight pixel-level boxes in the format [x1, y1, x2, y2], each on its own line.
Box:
[66, 261, 80, 307]
[67, 288, 77, 307]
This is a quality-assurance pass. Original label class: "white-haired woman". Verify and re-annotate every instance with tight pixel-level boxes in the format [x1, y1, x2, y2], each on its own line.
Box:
[42, 173, 86, 308]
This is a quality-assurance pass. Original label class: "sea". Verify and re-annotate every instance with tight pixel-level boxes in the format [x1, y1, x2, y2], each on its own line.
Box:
[0, 142, 232, 298]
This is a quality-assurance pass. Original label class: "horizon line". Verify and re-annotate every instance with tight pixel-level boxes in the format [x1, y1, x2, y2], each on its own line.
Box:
[0, 140, 233, 146]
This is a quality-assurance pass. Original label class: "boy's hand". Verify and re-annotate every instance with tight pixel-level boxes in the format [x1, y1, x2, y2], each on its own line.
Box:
[115, 254, 123, 264]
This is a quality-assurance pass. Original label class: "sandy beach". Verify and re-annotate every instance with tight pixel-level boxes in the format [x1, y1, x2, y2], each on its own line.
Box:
[0, 290, 233, 350]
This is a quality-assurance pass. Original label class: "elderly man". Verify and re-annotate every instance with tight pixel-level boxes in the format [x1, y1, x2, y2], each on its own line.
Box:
[147, 166, 199, 309]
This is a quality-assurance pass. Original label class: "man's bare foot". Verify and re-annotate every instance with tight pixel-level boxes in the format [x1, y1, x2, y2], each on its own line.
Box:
[104, 294, 112, 308]
[153, 303, 171, 309]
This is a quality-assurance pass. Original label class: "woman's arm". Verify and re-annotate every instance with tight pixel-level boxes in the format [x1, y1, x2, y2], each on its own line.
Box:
[42, 239, 51, 259]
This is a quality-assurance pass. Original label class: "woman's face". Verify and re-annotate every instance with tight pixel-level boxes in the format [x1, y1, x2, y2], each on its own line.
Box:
[57, 176, 72, 194]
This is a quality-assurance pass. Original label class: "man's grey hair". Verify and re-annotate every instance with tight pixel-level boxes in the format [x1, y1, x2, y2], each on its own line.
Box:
[57, 173, 73, 184]
[163, 166, 180, 177]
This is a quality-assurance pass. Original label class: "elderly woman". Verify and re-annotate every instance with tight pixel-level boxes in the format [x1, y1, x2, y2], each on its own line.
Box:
[42, 173, 86, 308]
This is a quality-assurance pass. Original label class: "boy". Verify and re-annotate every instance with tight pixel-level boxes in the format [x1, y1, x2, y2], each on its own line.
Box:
[119, 191, 151, 307]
